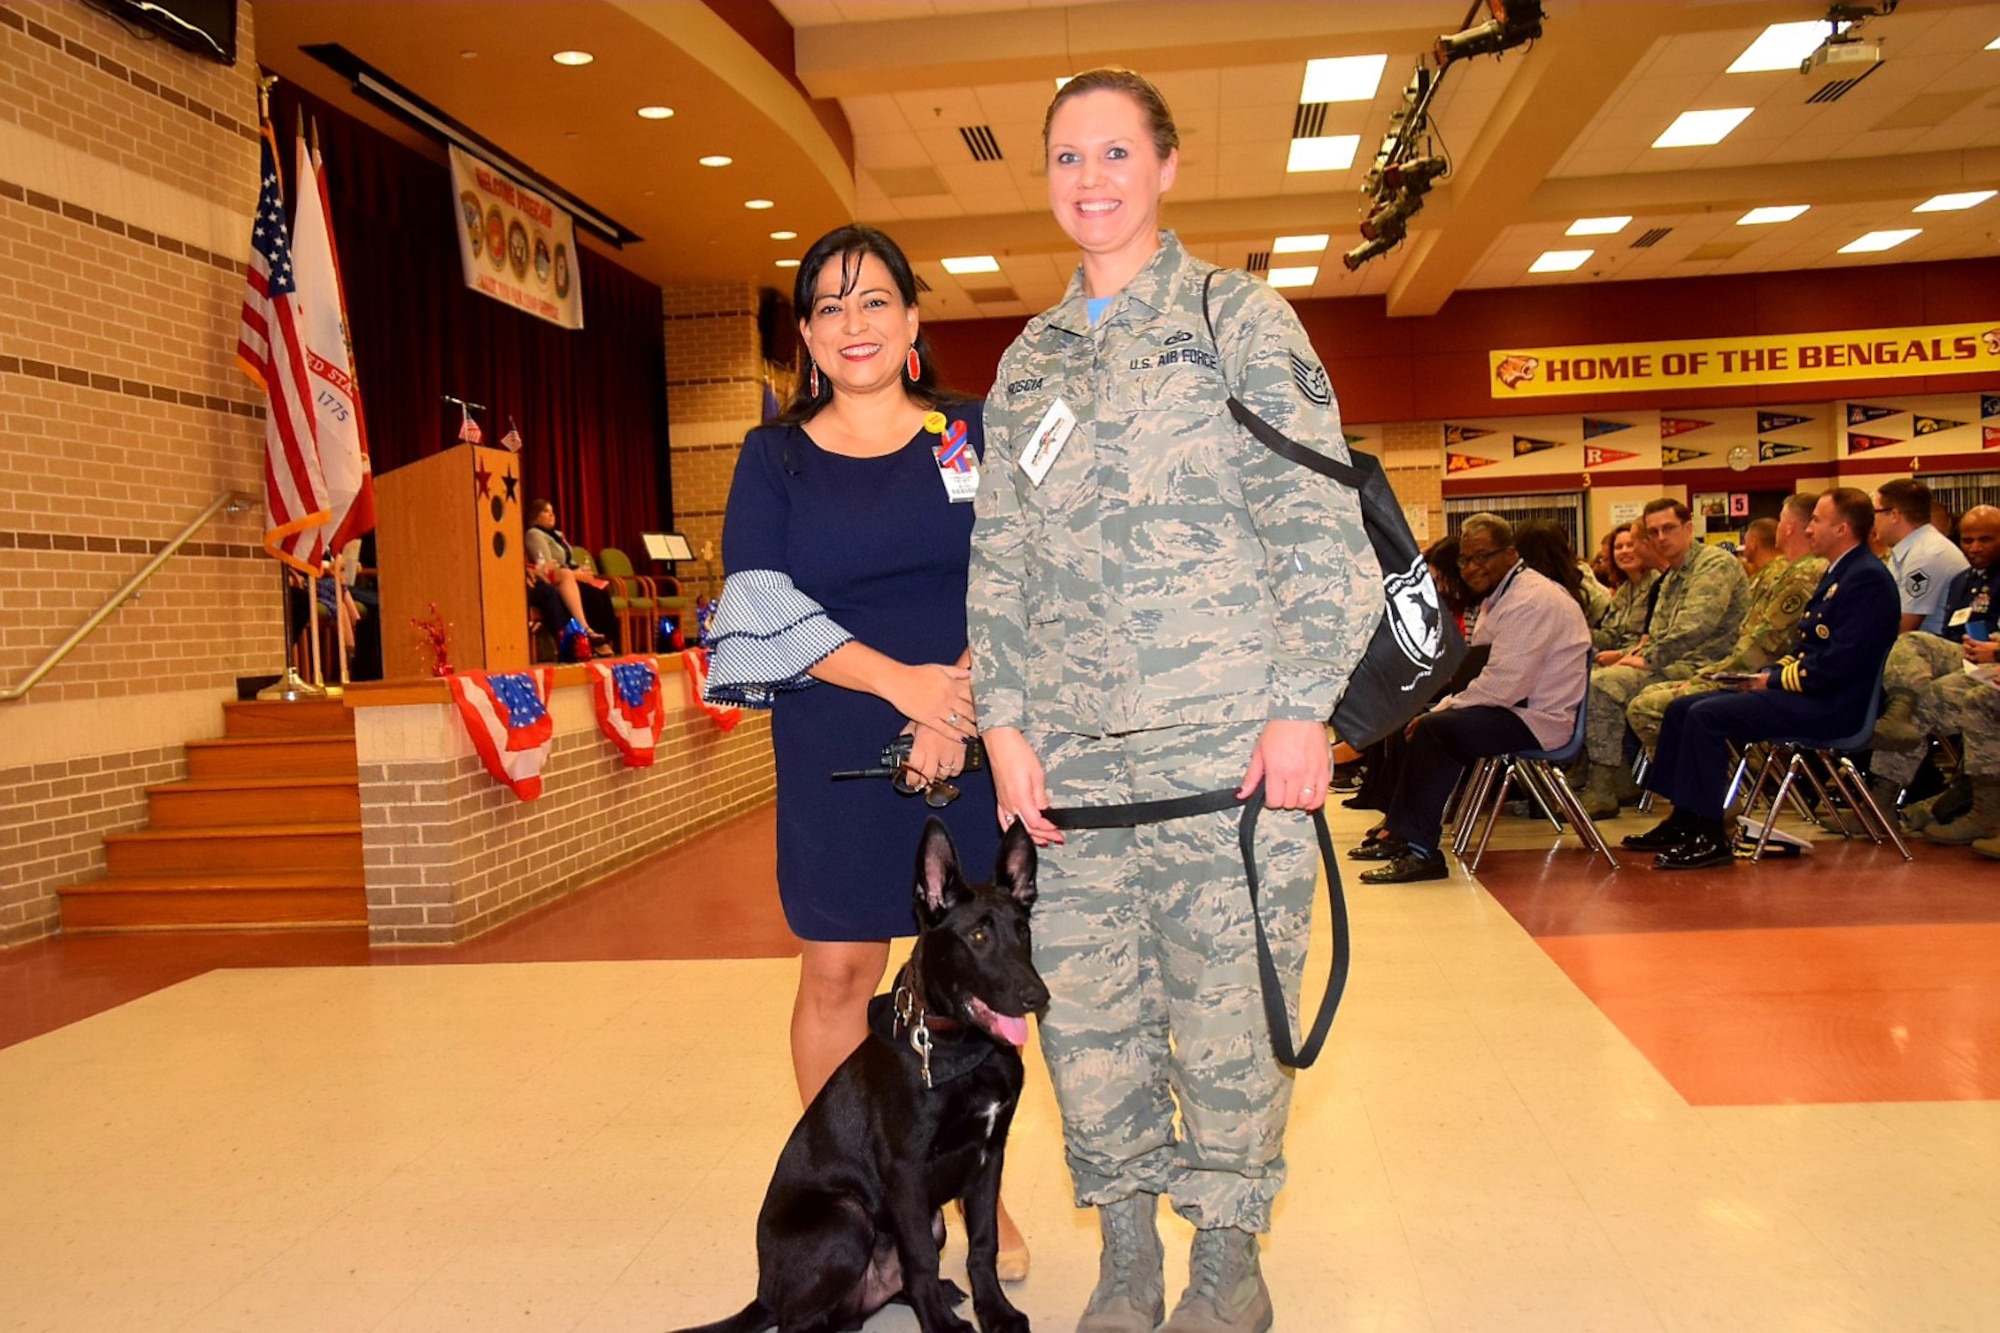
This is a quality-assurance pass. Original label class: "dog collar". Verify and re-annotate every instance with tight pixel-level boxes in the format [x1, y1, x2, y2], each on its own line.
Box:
[867, 992, 996, 1089]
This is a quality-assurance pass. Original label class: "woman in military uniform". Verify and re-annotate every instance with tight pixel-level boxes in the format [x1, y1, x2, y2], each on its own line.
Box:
[968, 68, 1378, 1333]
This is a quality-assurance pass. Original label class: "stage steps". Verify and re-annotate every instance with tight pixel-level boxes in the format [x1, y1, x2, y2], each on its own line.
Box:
[59, 698, 368, 933]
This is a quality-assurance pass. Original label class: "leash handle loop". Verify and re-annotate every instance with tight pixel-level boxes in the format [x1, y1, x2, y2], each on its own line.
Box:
[1041, 785, 1348, 1069]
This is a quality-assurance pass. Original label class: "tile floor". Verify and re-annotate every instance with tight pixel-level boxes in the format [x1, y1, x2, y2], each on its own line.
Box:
[2, 801, 1996, 1331]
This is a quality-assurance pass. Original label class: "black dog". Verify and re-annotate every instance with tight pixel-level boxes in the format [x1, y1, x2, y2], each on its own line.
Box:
[673, 817, 1047, 1333]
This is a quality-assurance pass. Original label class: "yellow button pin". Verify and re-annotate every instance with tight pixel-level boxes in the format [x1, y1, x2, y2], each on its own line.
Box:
[923, 411, 947, 435]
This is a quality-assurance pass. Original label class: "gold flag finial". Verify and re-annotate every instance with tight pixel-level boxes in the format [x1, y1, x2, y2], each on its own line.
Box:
[257, 73, 278, 123]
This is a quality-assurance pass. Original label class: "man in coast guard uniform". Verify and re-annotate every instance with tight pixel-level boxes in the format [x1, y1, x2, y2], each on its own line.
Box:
[1629, 488, 1899, 869]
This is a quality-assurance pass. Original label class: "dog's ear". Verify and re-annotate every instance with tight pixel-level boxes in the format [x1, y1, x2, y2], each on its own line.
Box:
[993, 817, 1038, 910]
[915, 816, 967, 917]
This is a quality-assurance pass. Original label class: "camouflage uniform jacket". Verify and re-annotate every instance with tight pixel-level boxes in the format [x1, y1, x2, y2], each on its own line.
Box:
[1698, 554, 1825, 677]
[968, 231, 1380, 737]
[1591, 572, 1656, 651]
[1650, 541, 1751, 681]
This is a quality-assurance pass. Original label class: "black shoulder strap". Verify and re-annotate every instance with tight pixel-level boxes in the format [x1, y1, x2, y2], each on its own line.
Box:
[1199, 269, 1365, 493]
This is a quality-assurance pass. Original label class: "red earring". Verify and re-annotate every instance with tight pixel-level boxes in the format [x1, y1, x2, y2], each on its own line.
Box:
[906, 346, 922, 382]
[809, 361, 821, 397]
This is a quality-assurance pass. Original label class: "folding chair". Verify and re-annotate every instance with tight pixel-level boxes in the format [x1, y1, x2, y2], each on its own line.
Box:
[1738, 684, 1913, 863]
[1453, 684, 1618, 872]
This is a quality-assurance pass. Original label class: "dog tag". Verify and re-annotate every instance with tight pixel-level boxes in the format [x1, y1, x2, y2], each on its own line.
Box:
[1019, 398, 1076, 488]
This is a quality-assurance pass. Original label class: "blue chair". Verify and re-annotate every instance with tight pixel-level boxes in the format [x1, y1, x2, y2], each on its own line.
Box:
[1451, 673, 1618, 872]
[1738, 679, 1912, 863]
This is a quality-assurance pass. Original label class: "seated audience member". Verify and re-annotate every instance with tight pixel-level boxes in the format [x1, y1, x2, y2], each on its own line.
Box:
[1869, 504, 2000, 840]
[1592, 523, 1657, 658]
[1627, 494, 1824, 754]
[1581, 499, 1749, 818]
[1356, 513, 1591, 884]
[1516, 520, 1605, 624]
[1875, 478, 1970, 636]
[1627, 488, 1899, 869]
[524, 498, 620, 654]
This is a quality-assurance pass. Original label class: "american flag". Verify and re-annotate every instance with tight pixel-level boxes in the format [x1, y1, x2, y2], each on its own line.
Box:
[237, 120, 329, 573]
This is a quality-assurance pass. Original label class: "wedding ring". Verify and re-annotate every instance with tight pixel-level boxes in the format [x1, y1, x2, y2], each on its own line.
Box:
[948, 711, 960, 725]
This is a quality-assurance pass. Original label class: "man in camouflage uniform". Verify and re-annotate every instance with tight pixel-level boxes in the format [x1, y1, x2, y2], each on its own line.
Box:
[1581, 498, 1749, 818]
[1869, 504, 2000, 841]
[972, 222, 1378, 1333]
[1628, 496, 1824, 753]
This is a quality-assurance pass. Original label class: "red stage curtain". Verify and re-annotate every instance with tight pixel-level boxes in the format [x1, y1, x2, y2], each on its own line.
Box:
[269, 80, 670, 562]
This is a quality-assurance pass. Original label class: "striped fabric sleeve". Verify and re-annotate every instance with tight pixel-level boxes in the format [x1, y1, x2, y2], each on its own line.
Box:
[701, 568, 854, 708]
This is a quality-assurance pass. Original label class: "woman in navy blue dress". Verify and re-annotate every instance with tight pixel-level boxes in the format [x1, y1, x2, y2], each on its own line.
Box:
[703, 226, 1023, 1275]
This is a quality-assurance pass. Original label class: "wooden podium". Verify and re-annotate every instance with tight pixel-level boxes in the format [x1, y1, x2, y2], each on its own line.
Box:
[375, 444, 528, 679]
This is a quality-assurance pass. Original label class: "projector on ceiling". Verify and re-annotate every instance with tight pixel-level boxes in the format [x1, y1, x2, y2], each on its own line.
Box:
[1801, 38, 1879, 84]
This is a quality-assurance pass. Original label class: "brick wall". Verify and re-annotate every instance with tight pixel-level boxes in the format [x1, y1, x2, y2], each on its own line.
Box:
[354, 683, 774, 944]
[0, 0, 273, 944]
[1380, 420, 1447, 547]
[663, 281, 767, 603]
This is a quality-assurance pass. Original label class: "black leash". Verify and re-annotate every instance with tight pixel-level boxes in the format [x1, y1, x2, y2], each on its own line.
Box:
[1041, 786, 1348, 1070]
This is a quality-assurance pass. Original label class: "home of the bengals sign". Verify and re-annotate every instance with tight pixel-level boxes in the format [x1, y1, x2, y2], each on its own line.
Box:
[1489, 322, 1999, 398]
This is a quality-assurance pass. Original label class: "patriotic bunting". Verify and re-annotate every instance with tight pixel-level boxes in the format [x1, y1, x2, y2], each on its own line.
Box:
[450, 668, 556, 800]
[589, 657, 666, 767]
[1584, 446, 1639, 467]
[679, 648, 742, 732]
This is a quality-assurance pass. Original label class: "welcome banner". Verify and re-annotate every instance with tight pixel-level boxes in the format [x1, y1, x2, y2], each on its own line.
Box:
[450, 146, 584, 330]
[1488, 322, 1999, 399]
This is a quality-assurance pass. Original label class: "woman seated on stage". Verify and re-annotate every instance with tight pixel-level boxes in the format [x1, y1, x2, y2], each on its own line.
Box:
[525, 498, 619, 655]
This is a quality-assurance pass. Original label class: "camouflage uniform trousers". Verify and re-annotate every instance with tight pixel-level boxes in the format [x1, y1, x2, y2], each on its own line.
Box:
[1029, 718, 1316, 1234]
[1626, 676, 1724, 754]
[1875, 633, 2000, 786]
[1585, 664, 1664, 767]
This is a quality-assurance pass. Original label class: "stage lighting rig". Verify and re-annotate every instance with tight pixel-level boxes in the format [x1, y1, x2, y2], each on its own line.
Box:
[1343, 0, 1547, 270]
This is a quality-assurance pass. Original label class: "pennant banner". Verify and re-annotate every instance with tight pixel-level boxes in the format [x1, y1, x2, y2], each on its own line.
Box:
[1985, 426, 2000, 450]
[1444, 425, 1494, 445]
[1659, 417, 1712, 438]
[1512, 435, 1560, 457]
[1584, 446, 1639, 467]
[449, 145, 584, 330]
[450, 668, 557, 800]
[1488, 323, 2000, 398]
[1759, 440, 1811, 461]
[1582, 418, 1631, 439]
[1912, 415, 1966, 436]
[1984, 395, 2000, 420]
[1661, 446, 1710, 466]
[679, 648, 742, 732]
[1758, 411, 1812, 434]
[1847, 432, 1901, 454]
[1446, 451, 1498, 473]
[589, 657, 666, 767]
[1847, 403, 1897, 426]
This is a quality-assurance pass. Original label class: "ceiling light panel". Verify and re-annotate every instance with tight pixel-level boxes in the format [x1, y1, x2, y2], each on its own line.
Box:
[699, 155, 732, 168]
[637, 106, 674, 120]
[941, 255, 1001, 275]
[1286, 136, 1360, 173]
[1267, 266, 1319, 288]
[1566, 216, 1632, 236]
[1652, 108, 1753, 148]
[551, 50, 593, 66]
[1838, 229, 1920, 253]
[1913, 190, 1995, 212]
[1738, 205, 1809, 225]
[1273, 234, 1329, 254]
[1529, 249, 1593, 273]
[1301, 55, 1388, 104]
[1727, 21, 1840, 74]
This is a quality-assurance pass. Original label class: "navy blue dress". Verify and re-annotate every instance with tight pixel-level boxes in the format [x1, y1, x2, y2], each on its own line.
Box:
[713, 409, 999, 942]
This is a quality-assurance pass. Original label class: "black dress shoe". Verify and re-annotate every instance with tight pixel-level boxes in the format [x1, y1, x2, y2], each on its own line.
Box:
[1653, 829, 1735, 870]
[1361, 850, 1449, 884]
[1348, 835, 1407, 862]
[1622, 818, 1692, 853]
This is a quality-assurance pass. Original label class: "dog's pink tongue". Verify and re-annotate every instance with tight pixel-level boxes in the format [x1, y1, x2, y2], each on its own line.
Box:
[991, 1012, 1029, 1047]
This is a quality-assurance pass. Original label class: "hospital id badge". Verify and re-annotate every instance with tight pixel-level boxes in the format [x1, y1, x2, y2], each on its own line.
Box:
[1020, 398, 1076, 487]
[933, 418, 979, 503]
